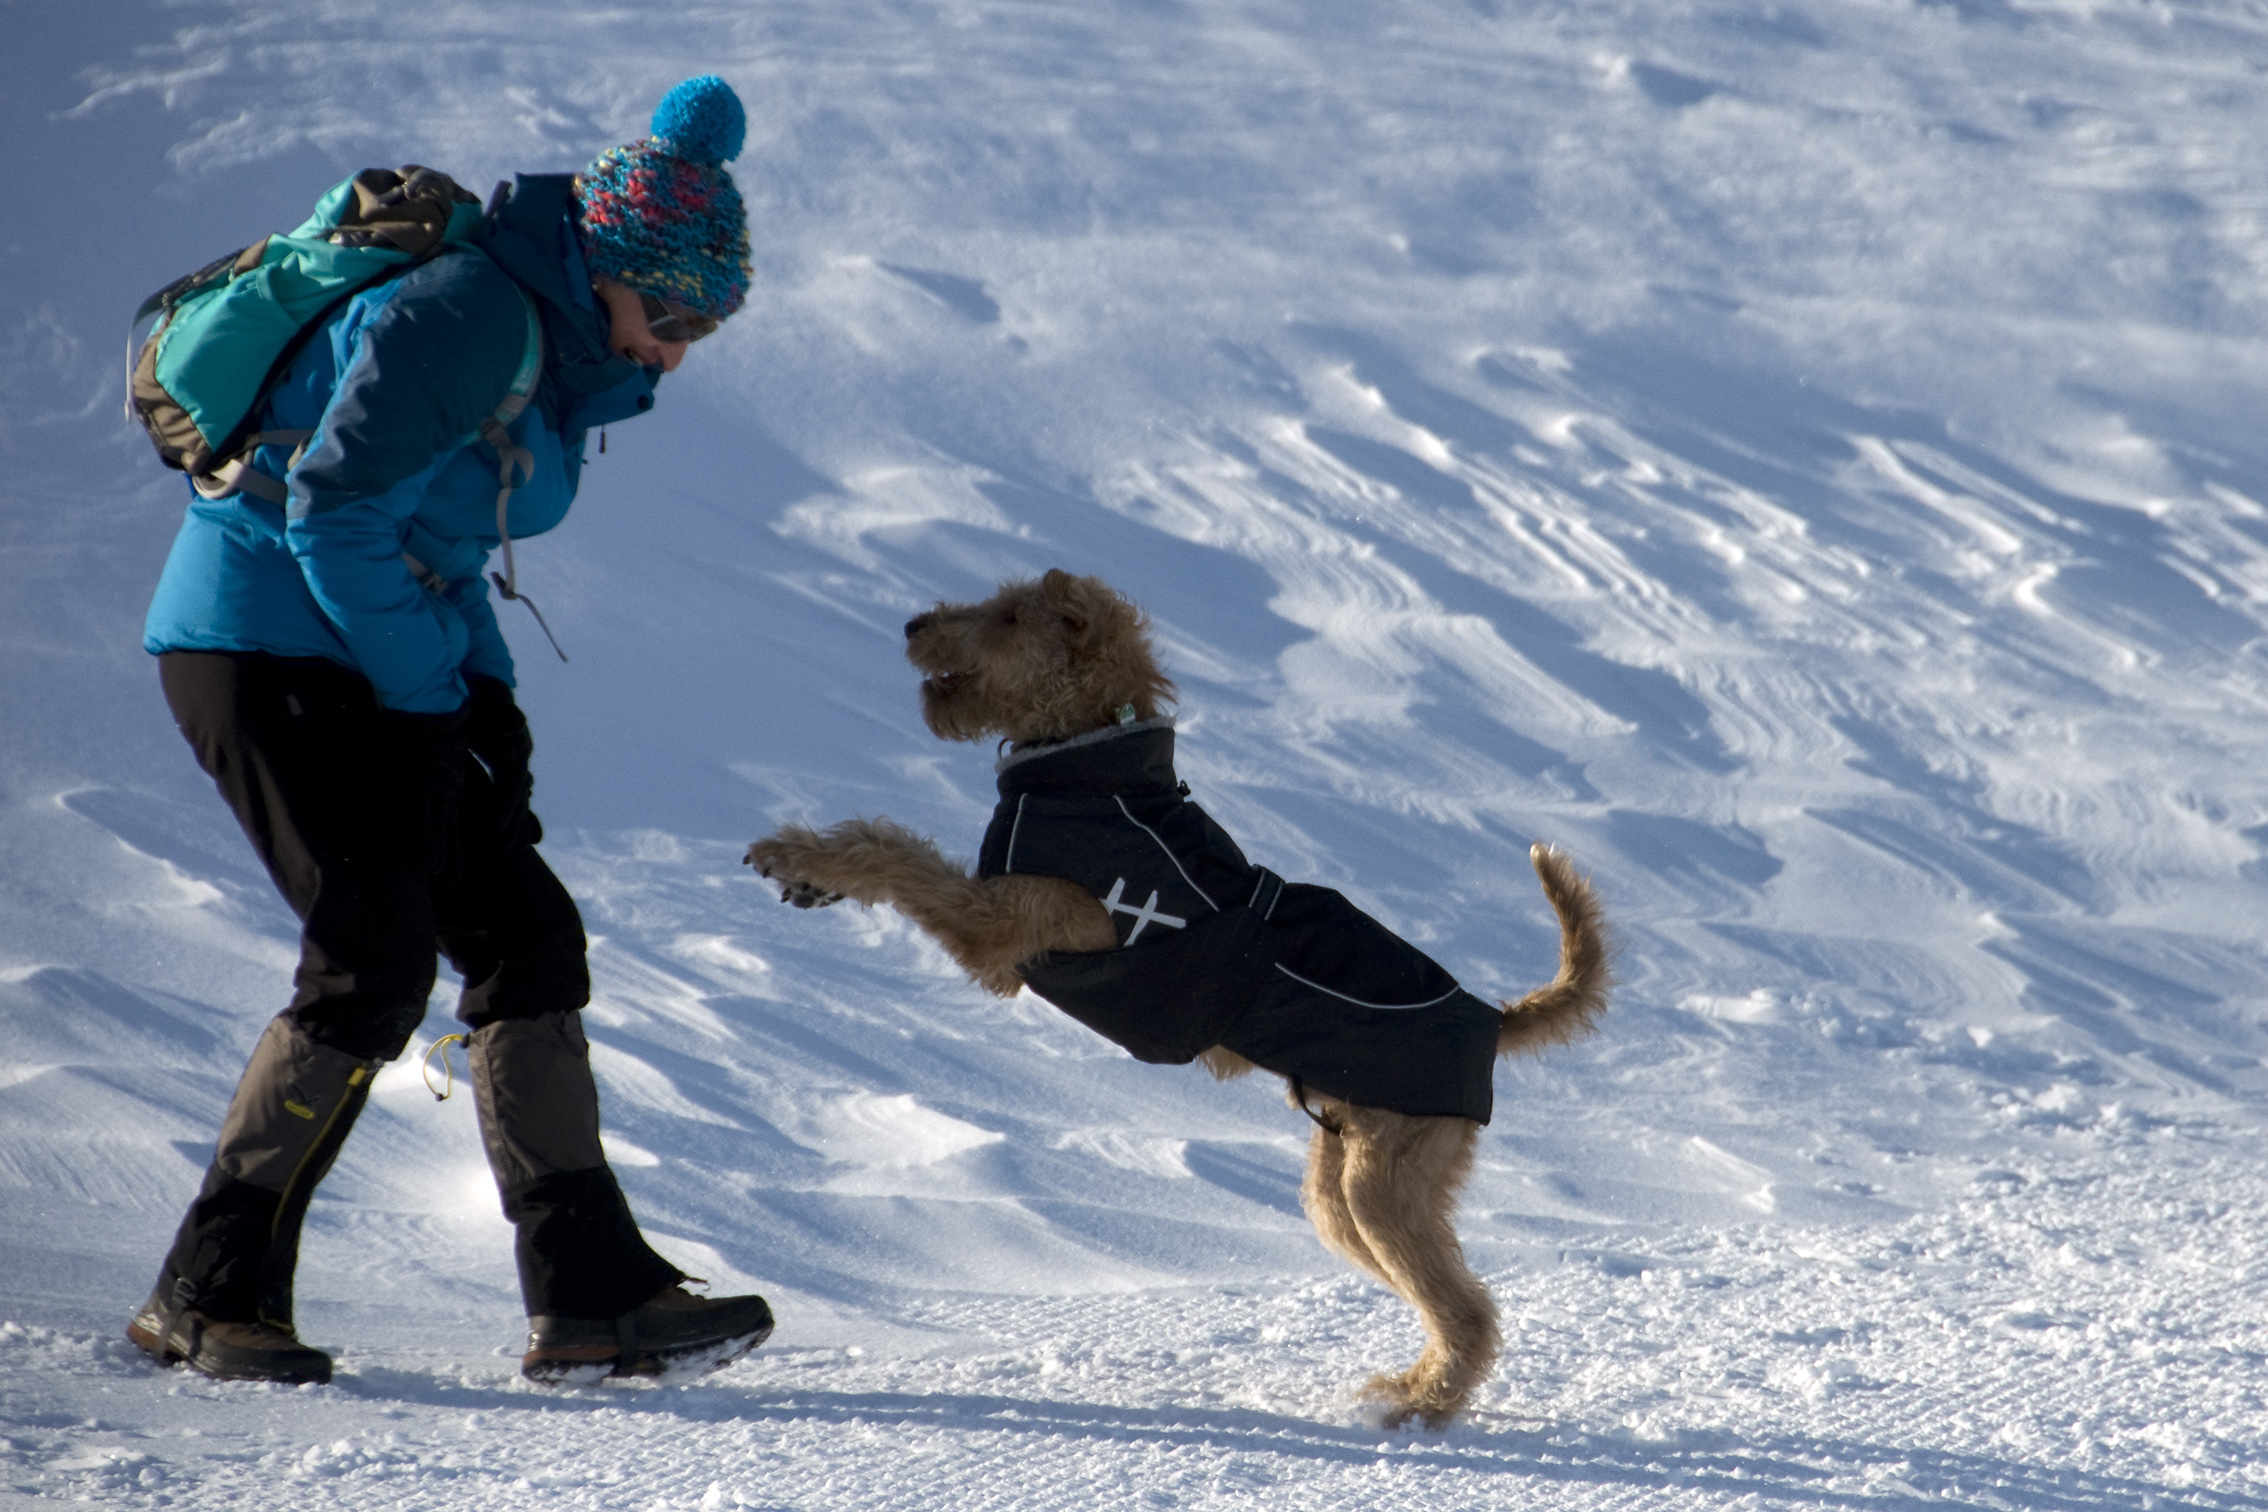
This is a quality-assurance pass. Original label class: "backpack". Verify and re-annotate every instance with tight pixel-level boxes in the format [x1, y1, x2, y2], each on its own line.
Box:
[129, 166, 563, 658]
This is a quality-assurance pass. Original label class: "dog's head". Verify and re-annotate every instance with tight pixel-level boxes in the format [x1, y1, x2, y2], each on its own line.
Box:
[903, 570, 1177, 744]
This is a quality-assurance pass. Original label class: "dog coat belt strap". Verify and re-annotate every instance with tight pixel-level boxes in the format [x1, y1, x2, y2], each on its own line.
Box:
[1289, 1077, 1344, 1136]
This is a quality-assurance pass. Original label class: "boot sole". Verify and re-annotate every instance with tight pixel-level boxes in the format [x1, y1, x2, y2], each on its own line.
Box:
[125, 1316, 332, 1385]
[126, 1318, 179, 1365]
[522, 1320, 774, 1385]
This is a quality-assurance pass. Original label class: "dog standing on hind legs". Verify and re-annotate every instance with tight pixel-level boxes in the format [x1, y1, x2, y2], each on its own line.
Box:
[746, 569, 1611, 1428]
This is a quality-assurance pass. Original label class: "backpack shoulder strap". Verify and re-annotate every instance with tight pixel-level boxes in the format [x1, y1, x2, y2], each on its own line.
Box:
[481, 281, 545, 444]
[456, 280, 570, 663]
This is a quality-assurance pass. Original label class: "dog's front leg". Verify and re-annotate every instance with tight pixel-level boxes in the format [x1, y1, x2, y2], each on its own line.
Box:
[745, 818, 945, 910]
[746, 819, 1113, 996]
[901, 871, 1116, 997]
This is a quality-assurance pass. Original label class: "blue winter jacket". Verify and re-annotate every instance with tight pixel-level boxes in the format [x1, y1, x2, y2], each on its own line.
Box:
[144, 175, 660, 713]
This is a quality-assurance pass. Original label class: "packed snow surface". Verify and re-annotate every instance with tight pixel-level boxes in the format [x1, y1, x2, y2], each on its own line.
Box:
[6, 0, 2268, 1507]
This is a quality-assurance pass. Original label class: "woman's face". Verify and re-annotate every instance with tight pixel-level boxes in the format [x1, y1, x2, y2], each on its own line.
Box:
[593, 278, 691, 373]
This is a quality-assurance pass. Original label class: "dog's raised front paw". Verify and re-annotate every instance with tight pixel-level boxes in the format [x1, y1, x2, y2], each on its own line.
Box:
[745, 834, 846, 909]
[743, 835, 808, 881]
[781, 879, 845, 909]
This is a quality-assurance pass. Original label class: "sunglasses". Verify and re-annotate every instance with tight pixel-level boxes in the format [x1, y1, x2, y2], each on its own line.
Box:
[639, 291, 720, 344]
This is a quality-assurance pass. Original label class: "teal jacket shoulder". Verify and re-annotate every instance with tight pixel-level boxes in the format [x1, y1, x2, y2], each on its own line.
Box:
[144, 175, 663, 712]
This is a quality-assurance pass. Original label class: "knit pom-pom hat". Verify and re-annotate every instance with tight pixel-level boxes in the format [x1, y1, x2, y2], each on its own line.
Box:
[574, 76, 753, 320]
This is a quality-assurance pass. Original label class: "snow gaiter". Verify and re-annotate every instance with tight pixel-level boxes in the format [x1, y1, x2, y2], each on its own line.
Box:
[468, 1011, 679, 1320]
[158, 1013, 380, 1327]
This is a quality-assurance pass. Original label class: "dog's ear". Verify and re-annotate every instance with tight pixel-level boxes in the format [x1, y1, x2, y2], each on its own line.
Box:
[1041, 569, 1101, 653]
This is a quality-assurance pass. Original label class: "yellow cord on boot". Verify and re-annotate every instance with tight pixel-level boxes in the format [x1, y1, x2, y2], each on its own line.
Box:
[421, 1033, 469, 1101]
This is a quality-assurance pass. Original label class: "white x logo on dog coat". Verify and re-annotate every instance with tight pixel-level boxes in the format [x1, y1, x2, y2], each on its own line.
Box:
[1101, 877, 1188, 944]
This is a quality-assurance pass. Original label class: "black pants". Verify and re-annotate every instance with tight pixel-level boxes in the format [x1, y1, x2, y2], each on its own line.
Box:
[162, 651, 585, 1055]
[153, 651, 678, 1323]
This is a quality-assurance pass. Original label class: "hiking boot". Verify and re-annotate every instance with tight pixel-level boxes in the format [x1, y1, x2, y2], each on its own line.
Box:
[127, 1287, 333, 1385]
[522, 1285, 773, 1383]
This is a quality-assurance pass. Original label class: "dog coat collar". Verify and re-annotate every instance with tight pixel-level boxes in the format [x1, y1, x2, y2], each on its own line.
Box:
[995, 716, 1177, 776]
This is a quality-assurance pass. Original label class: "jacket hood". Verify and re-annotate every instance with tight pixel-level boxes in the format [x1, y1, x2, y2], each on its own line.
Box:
[481, 173, 657, 430]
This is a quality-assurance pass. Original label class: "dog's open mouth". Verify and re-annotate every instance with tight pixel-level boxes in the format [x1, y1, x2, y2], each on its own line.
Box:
[922, 672, 972, 699]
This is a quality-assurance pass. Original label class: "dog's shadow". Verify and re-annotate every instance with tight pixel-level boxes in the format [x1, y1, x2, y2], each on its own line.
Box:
[334, 1365, 2258, 1510]
[720, 1393, 2259, 1509]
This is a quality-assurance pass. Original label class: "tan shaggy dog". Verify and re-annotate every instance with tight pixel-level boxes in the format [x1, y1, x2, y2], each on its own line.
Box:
[746, 570, 1610, 1428]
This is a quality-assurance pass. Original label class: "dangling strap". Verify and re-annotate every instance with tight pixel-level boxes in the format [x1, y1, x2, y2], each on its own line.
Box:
[490, 567, 568, 663]
[1289, 1076, 1344, 1136]
[421, 1032, 468, 1101]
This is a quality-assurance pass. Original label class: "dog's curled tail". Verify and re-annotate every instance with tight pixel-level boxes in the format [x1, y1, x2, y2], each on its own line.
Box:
[1497, 844, 1612, 1057]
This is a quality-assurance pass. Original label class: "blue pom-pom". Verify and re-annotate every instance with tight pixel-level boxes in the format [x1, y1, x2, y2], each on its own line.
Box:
[651, 75, 745, 165]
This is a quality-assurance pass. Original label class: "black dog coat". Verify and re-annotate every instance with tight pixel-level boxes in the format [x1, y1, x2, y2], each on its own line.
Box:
[977, 723, 1500, 1123]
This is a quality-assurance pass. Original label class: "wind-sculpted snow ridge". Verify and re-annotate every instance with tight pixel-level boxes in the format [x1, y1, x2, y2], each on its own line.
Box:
[8, 0, 2268, 1507]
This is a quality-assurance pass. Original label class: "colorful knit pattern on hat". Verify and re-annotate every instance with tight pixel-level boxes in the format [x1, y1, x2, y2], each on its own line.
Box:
[574, 76, 753, 320]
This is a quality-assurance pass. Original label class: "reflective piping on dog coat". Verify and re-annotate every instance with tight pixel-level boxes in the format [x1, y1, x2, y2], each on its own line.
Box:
[978, 724, 1500, 1123]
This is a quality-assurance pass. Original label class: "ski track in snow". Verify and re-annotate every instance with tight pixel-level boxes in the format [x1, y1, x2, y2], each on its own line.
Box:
[7, 0, 2268, 1507]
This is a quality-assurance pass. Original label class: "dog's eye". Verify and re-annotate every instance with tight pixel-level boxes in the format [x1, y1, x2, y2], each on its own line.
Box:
[1000, 609, 1019, 626]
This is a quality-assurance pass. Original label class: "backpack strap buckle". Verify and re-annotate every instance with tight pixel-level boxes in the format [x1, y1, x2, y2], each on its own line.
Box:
[189, 430, 316, 503]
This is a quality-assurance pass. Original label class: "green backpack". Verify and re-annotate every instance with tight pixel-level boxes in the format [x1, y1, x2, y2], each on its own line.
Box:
[127, 165, 541, 508]
[128, 166, 563, 657]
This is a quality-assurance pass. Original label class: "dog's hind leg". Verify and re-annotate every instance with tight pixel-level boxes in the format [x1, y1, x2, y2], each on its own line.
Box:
[1299, 1120, 1392, 1289]
[1332, 1105, 1500, 1429]
[747, 818, 1111, 995]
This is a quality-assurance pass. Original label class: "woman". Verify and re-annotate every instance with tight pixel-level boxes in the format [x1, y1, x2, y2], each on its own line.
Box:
[130, 76, 774, 1385]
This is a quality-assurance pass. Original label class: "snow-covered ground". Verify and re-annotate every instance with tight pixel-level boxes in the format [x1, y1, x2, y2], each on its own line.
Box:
[7, 1, 2268, 1507]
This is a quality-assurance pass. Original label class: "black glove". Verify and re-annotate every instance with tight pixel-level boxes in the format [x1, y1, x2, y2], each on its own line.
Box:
[382, 704, 471, 879]
[465, 675, 541, 848]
